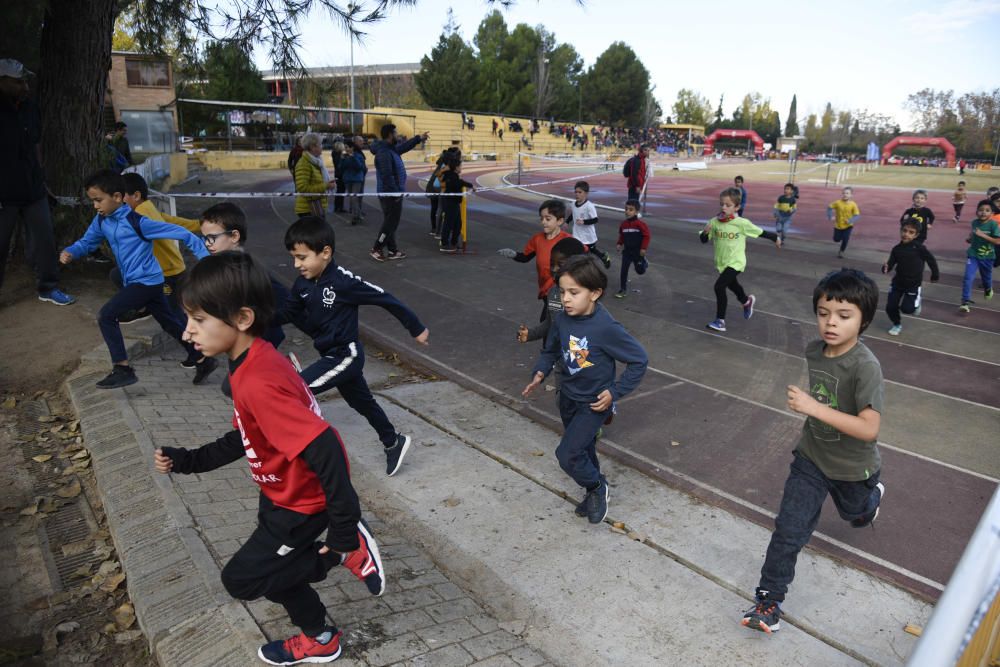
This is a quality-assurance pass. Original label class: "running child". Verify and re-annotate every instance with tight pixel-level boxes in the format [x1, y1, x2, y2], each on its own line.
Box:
[522, 255, 648, 524]
[517, 237, 586, 344]
[952, 181, 967, 223]
[742, 268, 884, 635]
[154, 252, 386, 665]
[498, 199, 572, 319]
[701, 187, 781, 332]
[571, 181, 612, 268]
[615, 199, 650, 298]
[827, 187, 860, 258]
[881, 219, 939, 336]
[772, 183, 798, 244]
[900, 189, 935, 245]
[735, 176, 748, 217]
[438, 153, 475, 253]
[959, 200, 999, 313]
[60, 169, 215, 389]
[200, 202, 291, 351]
[279, 216, 429, 476]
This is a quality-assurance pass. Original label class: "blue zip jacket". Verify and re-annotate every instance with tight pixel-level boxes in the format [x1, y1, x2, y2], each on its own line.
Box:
[64, 204, 208, 286]
[341, 152, 367, 185]
[279, 260, 425, 355]
[533, 303, 647, 403]
[373, 136, 423, 193]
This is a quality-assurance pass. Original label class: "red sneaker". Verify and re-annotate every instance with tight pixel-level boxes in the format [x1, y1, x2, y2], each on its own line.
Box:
[341, 518, 385, 596]
[257, 630, 342, 665]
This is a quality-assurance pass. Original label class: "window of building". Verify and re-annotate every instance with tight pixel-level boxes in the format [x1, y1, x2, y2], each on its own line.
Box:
[120, 110, 176, 154]
[125, 59, 170, 87]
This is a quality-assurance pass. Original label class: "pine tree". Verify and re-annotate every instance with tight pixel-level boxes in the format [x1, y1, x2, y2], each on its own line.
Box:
[785, 94, 799, 136]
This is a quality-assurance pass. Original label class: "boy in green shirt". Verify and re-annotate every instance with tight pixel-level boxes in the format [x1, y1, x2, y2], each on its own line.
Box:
[959, 199, 1000, 312]
[700, 187, 781, 332]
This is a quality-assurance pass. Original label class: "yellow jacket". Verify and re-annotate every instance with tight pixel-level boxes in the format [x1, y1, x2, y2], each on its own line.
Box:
[294, 154, 328, 215]
[134, 200, 201, 277]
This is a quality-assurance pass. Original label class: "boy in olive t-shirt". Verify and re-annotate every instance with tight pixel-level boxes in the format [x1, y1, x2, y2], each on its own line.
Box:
[742, 268, 885, 635]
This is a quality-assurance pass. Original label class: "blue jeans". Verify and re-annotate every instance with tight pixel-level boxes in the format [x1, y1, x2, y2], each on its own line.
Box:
[961, 257, 994, 303]
[774, 214, 793, 241]
[98, 282, 193, 363]
[300, 342, 396, 447]
[757, 452, 882, 600]
[555, 392, 608, 489]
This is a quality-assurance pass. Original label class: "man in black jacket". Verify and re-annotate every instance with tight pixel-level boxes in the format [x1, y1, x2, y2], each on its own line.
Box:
[0, 59, 74, 305]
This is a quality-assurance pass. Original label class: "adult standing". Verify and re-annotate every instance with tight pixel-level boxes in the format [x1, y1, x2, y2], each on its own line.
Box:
[624, 144, 649, 203]
[0, 59, 75, 305]
[293, 133, 333, 219]
[341, 138, 368, 225]
[369, 123, 428, 262]
[330, 140, 345, 213]
[112, 121, 134, 169]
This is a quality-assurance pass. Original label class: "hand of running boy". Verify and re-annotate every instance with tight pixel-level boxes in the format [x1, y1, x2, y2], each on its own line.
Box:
[153, 448, 173, 474]
[786, 385, 818, 417]
[881, 263, 889, 274]
[59, 250, 74, 264]
[517, 325, 529, 343]
[522, 372, 544, 397]
[616, 244, 623, 254]
[590, 389, 612, 412]
[414, 328, 430, 345]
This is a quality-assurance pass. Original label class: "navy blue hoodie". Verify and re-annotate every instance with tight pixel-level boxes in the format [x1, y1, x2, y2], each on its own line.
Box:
[532, 303, 647, 403]
[279, 260, 425, 355]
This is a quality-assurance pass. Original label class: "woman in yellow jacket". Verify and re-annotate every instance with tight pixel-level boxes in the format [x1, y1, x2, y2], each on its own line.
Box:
[294, 132, 334, 218]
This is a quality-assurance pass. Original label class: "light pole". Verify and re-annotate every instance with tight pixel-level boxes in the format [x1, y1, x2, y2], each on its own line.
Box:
[348, 2, 356, 133]
[993, 130, 1000, 167]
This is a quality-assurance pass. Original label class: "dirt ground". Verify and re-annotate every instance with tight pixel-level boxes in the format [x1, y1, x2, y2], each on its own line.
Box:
[1, 261, 152, 666]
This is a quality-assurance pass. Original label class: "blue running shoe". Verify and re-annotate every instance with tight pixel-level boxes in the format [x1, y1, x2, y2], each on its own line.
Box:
[38, 288, 76, 306]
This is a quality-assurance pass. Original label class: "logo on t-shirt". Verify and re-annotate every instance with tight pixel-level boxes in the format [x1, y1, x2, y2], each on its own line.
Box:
[234, 406, 282, 483]
[563, 335, 595, 375]
[322, 287, 336, 307]
[807, 370, 840, 442]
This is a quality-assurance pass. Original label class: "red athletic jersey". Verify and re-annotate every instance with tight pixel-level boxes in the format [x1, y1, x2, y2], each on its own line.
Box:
[230, 338, 339, 514]
[524, 230, 572, 298]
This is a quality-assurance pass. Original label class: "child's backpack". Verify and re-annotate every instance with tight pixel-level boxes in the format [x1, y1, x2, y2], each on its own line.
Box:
[622, 156, 633, 178]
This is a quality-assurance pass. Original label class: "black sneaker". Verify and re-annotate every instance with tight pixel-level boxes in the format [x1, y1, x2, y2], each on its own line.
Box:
[741, 594, 782, 633]
[118, 308, 151, 324]
[585, 477, 609, 524]
[193, 356, 219, 385]
[601, 252, 612, 269]
[180, 351, 201, 369]
[385, 434, 411, 476]
[387, 250, 407, 260]
[574, 495, 588, 517]
[851, 482, 885, 528]
[96, 365, 138, 389]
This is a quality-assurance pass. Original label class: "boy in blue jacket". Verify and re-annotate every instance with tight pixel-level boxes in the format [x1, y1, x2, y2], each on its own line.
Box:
[60, 169, 215, 389]
[523, 255, 648, 524]
[281, 216, 430, 476]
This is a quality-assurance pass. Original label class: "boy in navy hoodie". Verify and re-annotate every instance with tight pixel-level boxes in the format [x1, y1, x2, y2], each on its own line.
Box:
[280, 216, 430, 476]
[60, 169, 215, 389]
[523, 255, 647, 524]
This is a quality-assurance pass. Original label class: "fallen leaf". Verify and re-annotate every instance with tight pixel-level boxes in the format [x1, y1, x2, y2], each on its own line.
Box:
[442, 496, 461, 507]
[72, 460, 92, 471]
[61, 540, 91, 557]
[49, 424, 65, 434]
[20, 503, 39, 516]
[37, 415, 57, 423]
[32, 455, 53, 463]
[904, 624, 923, 637]
[114, 630, 143, 644]
[545, 384, 556, 391]
[56, 480, 81, 498]
[71, 564, 93, 579]
[610, 526, 627, 535]
[529, 450, 545, 457]
[99, 573, 126, 593]
[670, 440, 680, 447]
[626, 530, 648, 543]
[68, 420, 80, 432]
[1, 397, 15, 409]
[113, 603, 135, 630]
[71, 450, 89, 460]
[55, 621, 79, 636]
[612, 521, 626, 529]
[39, 498, 60, 514]
[97, 560, 119, 576]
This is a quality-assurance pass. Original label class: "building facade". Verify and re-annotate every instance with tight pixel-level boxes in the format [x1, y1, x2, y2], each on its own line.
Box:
[106, 51, 178, 154]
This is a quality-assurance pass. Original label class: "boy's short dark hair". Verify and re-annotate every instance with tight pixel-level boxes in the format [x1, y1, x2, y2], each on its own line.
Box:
[812, 269, 879, 333]
[539, 199, 566, 221]
[784, 182, 795, 189]
[181, 251, 274, 338]
[559, 255, 607, 296]
[957, 181, 966, 186]
[912, 189, 928, 199]
[122, 172, 149, 200]
[735, 175, 744, 183]
[201, 202, 248, 243]
[625, 199, 641, 210]
[84, 169, 127, 197]
[900, 218, 921, 232]
[284, 215, 336, 253]
[574, 181, 590, 192]
[114, 121, 127, 131]
[720, 187, 743, 205]
[551, 237, 586, 262]
[380, 123, 396, 139]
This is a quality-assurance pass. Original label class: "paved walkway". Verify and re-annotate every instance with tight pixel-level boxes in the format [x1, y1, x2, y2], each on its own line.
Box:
[67, 329, 550, 667]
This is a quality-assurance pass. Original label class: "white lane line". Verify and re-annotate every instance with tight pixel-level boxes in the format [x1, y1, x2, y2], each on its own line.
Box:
[366, 327, 950, 591]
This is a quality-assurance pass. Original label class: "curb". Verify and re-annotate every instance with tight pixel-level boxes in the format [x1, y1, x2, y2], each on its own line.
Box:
[65, 330, 266, 666]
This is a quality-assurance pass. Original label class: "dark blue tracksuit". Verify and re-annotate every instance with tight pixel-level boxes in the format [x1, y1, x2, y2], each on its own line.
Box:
[279, 261, 425, 447]
[533, 304, 647, 489]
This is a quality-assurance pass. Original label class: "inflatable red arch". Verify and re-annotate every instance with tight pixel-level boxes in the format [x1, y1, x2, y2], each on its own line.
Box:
[702, 129, 764, 156]
[881, 136, 956, 168]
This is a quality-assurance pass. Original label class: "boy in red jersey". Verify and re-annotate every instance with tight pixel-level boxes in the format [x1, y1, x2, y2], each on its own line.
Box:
[153, 252, 384, 665]
[498, 199, 572, 320]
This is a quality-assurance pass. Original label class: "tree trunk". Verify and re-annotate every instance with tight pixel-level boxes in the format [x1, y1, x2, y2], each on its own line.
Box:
[38, 0, 115, 238]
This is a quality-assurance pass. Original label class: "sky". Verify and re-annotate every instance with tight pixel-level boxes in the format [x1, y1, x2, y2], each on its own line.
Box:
[252, 0, 1000, 129]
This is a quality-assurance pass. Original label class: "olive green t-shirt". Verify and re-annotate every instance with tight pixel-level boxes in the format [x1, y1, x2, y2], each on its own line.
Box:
[706, 216, 764, 273]
[795, 339, 884, 481]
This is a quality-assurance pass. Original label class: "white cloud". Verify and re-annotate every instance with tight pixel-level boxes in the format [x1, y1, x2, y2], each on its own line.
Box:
[900, 0, 1000, 37]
